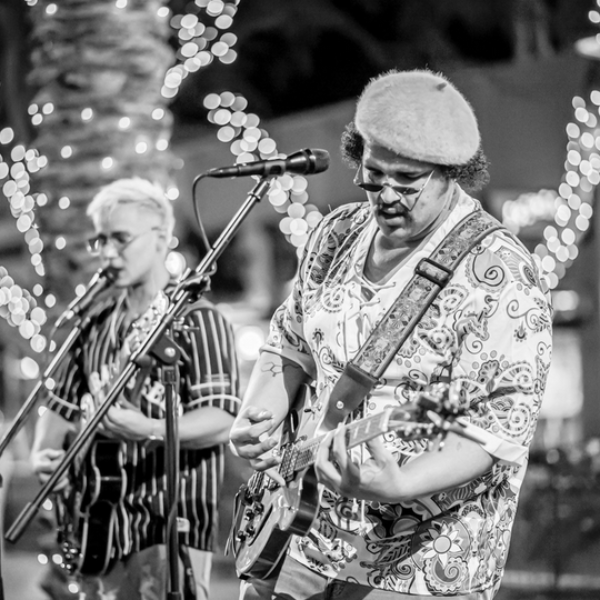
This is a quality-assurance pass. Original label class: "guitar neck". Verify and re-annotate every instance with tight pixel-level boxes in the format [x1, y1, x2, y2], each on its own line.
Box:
[279, 410, 392, 480]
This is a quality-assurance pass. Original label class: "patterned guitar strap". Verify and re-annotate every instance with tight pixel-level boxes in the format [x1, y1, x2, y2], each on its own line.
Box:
[323, 209, 504, 430]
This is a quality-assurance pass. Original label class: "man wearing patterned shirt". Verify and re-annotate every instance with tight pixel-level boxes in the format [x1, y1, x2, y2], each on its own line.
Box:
[229, 70, 553, 600]
[31, 177, 240, 600]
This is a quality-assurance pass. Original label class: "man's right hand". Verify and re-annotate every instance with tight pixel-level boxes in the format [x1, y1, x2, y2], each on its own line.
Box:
[229, 406, 282, 471]
[31, 448, 70, 491]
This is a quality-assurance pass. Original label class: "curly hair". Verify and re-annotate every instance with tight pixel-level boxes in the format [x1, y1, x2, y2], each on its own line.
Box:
[340, 121, 490, 192]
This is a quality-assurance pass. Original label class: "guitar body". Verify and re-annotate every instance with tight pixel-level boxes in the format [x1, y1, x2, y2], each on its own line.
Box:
[232, 469, 320, 579]
[229, 383, 445, 580]
[77, 499, 119, 575]
[57, 437, 126, 576]
[230, 384, 325, 579]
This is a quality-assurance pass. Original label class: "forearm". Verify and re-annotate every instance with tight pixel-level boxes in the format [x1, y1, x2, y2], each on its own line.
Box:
[392, 433, 495, 501]
[237, 350, 311, 430]
[229, 351, 312, 467]
[382, 433, 495, 503]
[149, 406, 235, 449]
[320, 429, 496, 504]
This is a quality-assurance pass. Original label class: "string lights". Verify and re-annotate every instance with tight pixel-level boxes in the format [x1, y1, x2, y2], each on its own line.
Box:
[0, 126, 49, 353]
[202, 91, 324, 249]
[517, 94, 598, 291]
[167, 0, 323, 250]
[0, 1, 176, 354]
[1, 0, 326, 360]
[518, 3, 600, 291]
[14, 0, 599, 352]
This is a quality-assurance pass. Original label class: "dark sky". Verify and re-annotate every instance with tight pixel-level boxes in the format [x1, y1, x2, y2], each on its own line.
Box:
[170, 0, 596, 123]
[1, 0, 596, 134]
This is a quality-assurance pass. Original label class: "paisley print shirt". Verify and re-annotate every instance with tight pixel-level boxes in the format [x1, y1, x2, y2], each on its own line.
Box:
[263, 188, 553, 598]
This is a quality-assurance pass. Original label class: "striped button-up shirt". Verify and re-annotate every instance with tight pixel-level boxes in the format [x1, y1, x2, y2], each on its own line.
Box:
[47, 287, 240, 559]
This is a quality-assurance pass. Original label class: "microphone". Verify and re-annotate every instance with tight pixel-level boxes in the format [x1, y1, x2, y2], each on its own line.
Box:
[204, 148, 330, 179]
[54, 268, 115, 328]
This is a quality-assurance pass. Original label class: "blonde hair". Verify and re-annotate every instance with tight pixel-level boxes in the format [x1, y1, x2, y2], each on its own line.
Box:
[86, 177, 175, 240]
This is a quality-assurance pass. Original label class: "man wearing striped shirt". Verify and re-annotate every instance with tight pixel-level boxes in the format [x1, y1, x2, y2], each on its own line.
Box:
[31, 177, 240, 600]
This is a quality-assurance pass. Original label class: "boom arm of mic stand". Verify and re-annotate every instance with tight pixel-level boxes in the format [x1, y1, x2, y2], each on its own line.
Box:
[0, 321, 88, 459]
[5, 175, 275, 544]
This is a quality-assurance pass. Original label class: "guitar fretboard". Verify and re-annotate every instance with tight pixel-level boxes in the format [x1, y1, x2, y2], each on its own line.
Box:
[279, 410, 392, 481]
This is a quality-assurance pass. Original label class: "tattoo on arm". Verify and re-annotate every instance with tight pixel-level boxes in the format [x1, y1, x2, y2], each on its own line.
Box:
[261, 360, 283, 377]
[261, 360, 304, 377]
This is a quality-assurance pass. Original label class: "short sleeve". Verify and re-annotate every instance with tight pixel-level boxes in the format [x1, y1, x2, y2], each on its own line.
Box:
[45, 336, 86, 422]
[263, 203, 371, 379]
[451, 272, 553, 469]
[176, 302, 241, 415]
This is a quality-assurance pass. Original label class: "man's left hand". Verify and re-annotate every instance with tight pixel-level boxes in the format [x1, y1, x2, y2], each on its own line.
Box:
[315, 426, 402, 503]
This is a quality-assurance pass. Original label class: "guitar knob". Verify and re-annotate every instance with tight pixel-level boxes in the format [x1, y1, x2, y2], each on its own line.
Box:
[252, 502, 264, 515]
[236, 530, 247, 541]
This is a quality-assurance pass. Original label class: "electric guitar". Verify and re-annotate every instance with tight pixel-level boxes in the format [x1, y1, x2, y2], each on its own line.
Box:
[227, 383, 450, 580]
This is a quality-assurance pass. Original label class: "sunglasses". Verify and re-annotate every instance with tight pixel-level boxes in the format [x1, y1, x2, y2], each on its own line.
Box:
[353, 169, 435, 211]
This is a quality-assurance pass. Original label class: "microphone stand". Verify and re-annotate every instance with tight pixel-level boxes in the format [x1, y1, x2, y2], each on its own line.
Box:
[5, 176, 274, 599]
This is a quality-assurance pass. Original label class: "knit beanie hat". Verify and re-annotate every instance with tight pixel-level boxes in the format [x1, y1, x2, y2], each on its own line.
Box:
[354, 70, 480, 166]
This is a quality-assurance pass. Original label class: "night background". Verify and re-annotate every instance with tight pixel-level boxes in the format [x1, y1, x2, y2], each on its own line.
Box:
[1, 1, 600, 598]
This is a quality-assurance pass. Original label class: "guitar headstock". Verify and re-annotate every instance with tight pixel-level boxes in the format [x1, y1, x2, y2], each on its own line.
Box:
[414, 381, 466, 420]
[417, 381, 479, 449]
[388, 382, 470, 447]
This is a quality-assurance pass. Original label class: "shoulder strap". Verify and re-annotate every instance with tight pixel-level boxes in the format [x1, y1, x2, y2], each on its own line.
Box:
[323, 210, 504, 430]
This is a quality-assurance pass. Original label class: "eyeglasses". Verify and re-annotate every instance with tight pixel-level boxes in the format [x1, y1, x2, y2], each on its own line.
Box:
[87, 227, 161, 256]
[353, 169, 435, 211]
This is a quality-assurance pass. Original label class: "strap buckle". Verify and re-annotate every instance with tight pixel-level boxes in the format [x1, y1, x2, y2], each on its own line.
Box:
[415, 257, 452, 287]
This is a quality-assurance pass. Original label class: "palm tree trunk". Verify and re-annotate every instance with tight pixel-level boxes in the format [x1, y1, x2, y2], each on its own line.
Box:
[29, 0, 175, 301]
